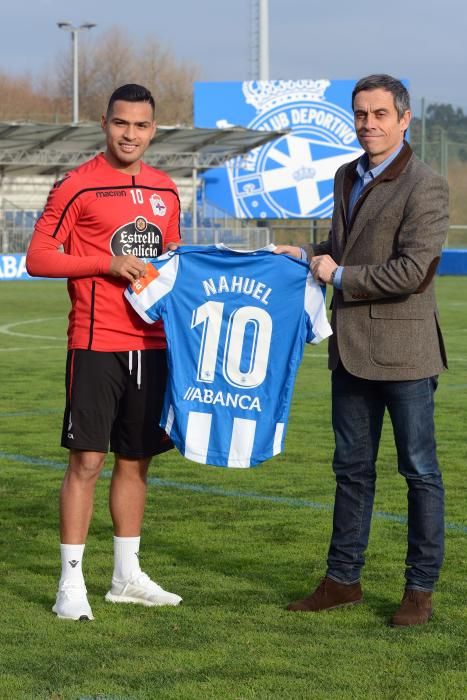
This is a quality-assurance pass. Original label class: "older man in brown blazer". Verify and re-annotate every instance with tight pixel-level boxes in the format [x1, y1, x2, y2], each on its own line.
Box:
[276, 74, 449, 627]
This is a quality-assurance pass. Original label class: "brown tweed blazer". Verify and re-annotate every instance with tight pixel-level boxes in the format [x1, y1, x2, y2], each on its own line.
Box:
[305, 141, 449, 381]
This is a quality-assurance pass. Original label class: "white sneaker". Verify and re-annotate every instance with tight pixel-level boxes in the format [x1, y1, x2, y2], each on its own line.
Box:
[105, 571, 182, 607]
[52, 580, 94, 620]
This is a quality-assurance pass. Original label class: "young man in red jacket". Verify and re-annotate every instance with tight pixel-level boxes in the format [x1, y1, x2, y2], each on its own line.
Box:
[27, 84, 182, 620]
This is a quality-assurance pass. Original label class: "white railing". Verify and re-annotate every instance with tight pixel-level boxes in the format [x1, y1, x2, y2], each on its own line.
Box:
[3, 220, 467, 253]
[446, 225, 467, 249]
[0, 223, 271, 254]
[181, 226, 270, 249]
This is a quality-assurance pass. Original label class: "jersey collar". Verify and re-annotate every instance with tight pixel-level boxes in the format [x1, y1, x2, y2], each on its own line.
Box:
[215, 243, 276, 254]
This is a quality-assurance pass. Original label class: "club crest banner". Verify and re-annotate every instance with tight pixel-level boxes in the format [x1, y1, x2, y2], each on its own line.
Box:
[194, 79, 363, 219]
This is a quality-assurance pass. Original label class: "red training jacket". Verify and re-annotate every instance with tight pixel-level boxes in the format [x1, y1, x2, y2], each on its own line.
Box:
[26, 153, 181, 351]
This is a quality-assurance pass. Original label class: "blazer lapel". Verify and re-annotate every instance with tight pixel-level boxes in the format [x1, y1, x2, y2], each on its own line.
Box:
[334, 159, 358, 261]
[341, 142, 413, 261]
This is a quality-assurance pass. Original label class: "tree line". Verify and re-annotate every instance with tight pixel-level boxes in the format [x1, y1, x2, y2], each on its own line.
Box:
[411, 104, 467, 162]
[0, 26, 197, 125]
[2, 35, 467, 146]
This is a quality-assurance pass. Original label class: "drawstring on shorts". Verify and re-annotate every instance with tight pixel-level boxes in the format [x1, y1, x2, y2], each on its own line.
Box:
[128, 350, 142, 389]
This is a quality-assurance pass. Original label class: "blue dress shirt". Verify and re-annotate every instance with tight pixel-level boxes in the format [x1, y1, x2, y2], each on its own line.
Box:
[333, 143, 404, 289]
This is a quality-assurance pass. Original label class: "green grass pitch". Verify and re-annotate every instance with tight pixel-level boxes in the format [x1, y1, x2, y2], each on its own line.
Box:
[0, 279, 466, 699]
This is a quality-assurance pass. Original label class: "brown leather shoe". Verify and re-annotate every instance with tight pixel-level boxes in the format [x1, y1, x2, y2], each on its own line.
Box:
[287, 576, 363, 612]
[390, 589, 433, 627]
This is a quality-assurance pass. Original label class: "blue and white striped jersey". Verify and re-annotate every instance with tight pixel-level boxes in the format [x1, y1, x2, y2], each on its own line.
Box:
[125, 244, 331, 468]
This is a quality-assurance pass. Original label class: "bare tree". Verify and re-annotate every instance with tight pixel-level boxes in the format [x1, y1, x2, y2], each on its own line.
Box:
[137, 37, 197, 124]
[80, 27, 138, 119]
[0, 72, 66, 122]
[0, 27, 197, 124]
[53, 26, 197, 124]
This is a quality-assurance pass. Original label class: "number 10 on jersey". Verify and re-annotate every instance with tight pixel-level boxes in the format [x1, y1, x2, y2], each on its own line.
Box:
[191, 301, 272, 389]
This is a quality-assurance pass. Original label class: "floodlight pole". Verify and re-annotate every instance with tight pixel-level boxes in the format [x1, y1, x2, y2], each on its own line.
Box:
[0, 169, 6, 253]
[420, 97, 426, 163]
[251, 0, 269, 80]
[259, 0, 269, 80]
[72, 30, 79, 124]
[192, 154, 199, 243]
[57, 22, 96, 124]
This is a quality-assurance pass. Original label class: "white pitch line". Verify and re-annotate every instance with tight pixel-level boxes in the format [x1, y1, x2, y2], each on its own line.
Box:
[0, 345, 65, 352]
[0, 316, 64, 341]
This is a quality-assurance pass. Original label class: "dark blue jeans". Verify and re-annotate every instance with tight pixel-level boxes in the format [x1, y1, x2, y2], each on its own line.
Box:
[326, 364, 444, 592]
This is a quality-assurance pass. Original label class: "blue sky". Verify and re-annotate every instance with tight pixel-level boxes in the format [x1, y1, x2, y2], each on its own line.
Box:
[1, 0, 465, 114]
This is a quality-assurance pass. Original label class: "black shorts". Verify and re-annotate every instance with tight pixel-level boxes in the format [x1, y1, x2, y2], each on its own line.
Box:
[61, 349, 173, 458]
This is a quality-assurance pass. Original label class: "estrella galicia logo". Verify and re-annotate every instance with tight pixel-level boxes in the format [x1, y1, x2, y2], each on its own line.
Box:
[227, 80, 362, 219]
[110, 216, 163, 258]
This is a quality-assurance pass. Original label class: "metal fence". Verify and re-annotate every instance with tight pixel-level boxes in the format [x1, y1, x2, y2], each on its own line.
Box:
[3, 220, 467, 253]
[2, 226, 37, 253]
[445, 225, 467, 249]
[1, 205, 41, 253]
[181, 226, 270, 248]
[0, 220, 271, 254]
[1, 199, 466, 253]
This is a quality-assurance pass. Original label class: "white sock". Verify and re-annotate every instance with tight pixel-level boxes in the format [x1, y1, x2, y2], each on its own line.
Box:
[60, 543, 85, 586]
[113, 536, 142, 581]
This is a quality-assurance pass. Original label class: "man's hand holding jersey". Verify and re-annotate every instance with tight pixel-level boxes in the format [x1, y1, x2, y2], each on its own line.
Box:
[273, 245, 302, 259]
[109, 254, 147, 283]
[164, 243, 339, 287]
[309, 255, 338, 286]
[274, 245, 338, 285]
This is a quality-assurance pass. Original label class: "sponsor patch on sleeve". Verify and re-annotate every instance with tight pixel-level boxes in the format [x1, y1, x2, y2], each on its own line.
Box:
[131, 262, 159, 294]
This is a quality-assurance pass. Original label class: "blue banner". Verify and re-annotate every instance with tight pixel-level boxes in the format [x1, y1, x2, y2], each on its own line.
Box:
[194, 79, 362, 219]
[0, 254, 30, 280]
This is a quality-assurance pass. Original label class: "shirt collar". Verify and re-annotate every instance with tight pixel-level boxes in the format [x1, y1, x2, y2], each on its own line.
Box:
[356, 142, 405, 181]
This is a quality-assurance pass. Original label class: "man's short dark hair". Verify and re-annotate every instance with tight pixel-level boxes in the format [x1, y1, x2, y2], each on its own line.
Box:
[352, 74, 410, 120]
[106, 84, 155, 118]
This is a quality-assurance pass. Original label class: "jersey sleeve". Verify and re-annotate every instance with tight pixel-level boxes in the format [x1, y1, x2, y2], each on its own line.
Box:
[26, 228, 111, 278]
[26, 174, 111, 278]
[304, 273, 333, 344]
[124, 252, 180, 323]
